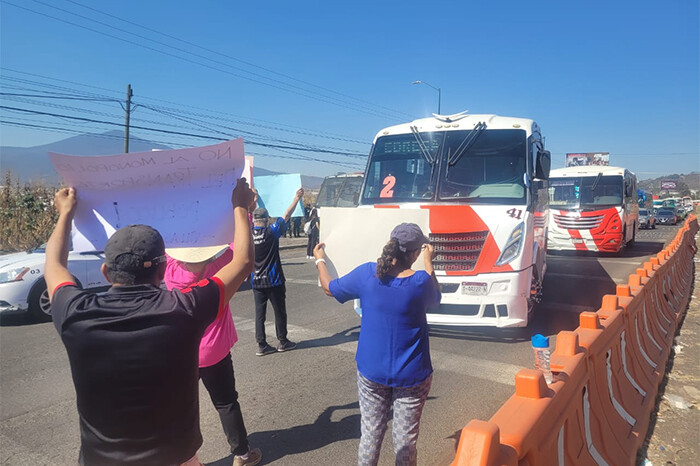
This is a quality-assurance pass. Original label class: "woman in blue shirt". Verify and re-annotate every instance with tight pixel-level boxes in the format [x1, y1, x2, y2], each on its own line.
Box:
[313, 223, 440, 466]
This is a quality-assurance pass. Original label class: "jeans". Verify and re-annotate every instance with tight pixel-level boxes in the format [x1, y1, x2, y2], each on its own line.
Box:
[199, 353, 250, 456]
[307, 230, 319, 256]
[253, 284, 288, 346]
[356, 371, 432, 466]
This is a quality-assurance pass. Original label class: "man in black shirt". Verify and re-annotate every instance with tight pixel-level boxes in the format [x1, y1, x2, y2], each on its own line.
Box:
[45, 179, 256, 466]
[251, 187, 303, 356]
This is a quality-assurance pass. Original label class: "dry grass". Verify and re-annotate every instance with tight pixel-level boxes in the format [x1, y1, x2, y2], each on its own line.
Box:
[0, 171, 58, 252]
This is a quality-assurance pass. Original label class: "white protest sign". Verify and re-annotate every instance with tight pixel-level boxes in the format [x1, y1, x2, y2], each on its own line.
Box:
[49, 139, 246, 252]
[319, 207, 430, 279]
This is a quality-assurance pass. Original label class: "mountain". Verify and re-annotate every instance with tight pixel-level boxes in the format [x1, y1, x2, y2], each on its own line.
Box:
[0, 131, 324, 188]
[638, 172, 700, 197]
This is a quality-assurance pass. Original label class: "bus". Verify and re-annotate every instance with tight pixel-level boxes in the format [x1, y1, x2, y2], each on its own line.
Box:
[357, 112, 551, 327]
[315, 173, 364, 209]
[547, 166, 638, 253]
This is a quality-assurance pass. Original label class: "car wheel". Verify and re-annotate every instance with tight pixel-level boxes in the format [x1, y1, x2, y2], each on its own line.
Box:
[28, 278, 52, 323]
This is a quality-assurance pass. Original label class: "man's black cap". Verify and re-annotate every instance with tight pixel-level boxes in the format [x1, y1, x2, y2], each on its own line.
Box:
[104, 225, 166, 272]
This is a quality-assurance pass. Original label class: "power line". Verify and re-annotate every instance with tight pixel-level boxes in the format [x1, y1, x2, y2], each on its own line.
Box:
[0, 105, 368, 158]
[0, 67, 371, 145]
[59, 0, 413, 120]
[6, 0, 411, 120]
[0, 119, 364, 170]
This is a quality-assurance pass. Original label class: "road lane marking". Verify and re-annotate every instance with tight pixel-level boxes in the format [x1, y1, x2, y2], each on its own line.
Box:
[285, 278, 320, 285]
[545, 272, 625, 283]
[547, 256, 650, 266]
[539, 302, 599, 314]
[233, 317, 519, 386]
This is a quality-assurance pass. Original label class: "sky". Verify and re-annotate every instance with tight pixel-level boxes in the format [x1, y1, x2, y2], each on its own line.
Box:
[1, 0, 698, 179]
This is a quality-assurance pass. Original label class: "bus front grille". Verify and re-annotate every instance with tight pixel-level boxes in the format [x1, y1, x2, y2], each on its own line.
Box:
[430, 231, 488, 271]
[553, 213, 605, 230]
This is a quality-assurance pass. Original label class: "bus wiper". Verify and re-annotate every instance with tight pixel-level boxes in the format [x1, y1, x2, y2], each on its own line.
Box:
[409, 126, 436, 165]
[448, 121, 487, 166]
[590, 172, 603, 191]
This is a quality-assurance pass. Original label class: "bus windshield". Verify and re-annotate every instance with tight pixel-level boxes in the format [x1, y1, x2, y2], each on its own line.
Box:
[361, 129, 527, 204]
[549, 175, 623, 210]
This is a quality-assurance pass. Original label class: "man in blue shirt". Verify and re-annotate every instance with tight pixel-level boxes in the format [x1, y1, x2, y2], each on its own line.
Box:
[251, 188, 304, 356]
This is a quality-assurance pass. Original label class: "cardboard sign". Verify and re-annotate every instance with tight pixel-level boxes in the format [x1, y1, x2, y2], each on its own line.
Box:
[319, 207, 430, 279]
[49, 139, 246, 252]
[254, 173, 304, 218]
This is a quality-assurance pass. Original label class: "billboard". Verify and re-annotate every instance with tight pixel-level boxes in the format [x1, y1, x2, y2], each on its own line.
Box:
[565, 152, 610, 167]
[660, 180, 677, 190]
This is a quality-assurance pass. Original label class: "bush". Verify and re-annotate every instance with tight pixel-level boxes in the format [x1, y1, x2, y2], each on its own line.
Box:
[0, 171, 58, 252]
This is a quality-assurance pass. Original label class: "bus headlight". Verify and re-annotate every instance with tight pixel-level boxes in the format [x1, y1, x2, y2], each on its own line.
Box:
[496, 222, 524, 266]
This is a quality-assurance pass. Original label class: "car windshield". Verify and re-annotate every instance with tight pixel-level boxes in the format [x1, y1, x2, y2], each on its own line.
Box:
[658, 209, 674, 215]
[361, 128, 527, 205]
[639, 209, 648, 215]
[548, 175, 623, 211]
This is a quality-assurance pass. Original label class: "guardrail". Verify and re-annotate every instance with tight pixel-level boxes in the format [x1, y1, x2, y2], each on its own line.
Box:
[452, 214, 699, 466]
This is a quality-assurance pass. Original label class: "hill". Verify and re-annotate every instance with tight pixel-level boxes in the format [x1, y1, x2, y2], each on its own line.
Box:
[0, 131, 324, 189]
[638, 172, 700, 197]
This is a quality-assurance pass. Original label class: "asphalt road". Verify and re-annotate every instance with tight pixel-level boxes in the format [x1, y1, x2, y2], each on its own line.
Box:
[0, 225, 681, 465]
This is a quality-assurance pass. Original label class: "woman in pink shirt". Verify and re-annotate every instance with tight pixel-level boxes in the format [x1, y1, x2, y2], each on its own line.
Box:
[165, 244, 261, 466]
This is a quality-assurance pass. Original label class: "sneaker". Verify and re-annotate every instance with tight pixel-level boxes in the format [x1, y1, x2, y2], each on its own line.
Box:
[256, 343, 276, 356]
[277, 340, 297, 352]
[233, 447, 262, 466]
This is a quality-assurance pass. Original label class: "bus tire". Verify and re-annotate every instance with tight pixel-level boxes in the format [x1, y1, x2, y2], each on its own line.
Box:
[627, 225, 636, 248]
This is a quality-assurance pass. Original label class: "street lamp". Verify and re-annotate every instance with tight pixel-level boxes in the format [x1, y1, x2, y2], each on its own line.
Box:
[412, 80, 441, 114]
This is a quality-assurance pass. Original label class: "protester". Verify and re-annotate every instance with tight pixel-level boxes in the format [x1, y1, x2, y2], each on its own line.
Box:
[305, 207, 319, 259]
[251, 187, 304, 356]
[165, 241, 261, 466]
[292, 216, 302, 237]
[313, 223, 440, 466]
[45, 180, 255, 466]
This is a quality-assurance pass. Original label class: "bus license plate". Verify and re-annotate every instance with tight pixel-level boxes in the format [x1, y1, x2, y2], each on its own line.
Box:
[572, 238, 583, 244]
[461, 282, 487, 295]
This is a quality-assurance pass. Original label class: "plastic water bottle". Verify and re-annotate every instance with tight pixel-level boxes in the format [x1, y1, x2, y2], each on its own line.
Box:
[531, 334, 553, 384]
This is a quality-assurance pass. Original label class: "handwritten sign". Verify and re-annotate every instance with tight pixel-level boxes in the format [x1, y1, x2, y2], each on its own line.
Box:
[49, 139, 246, 252]
[254, 173, 304, 218]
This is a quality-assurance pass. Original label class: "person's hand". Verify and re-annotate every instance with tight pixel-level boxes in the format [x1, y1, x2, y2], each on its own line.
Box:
[54, 187, 77, 217]
[296, 188, 304, 199]
[422, 243, 434, 262]
[232, 178, 255, 209]
[313, 242, 326, 260]
[248, 188, 258, 212]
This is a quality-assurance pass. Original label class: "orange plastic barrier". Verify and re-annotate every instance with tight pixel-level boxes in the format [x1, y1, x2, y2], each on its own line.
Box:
[452, 215, 698, 466]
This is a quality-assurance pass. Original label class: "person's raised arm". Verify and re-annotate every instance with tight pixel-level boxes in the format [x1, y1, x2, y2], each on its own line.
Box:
[283, 188, 304, 223]
[214, 179, 256, 302]
[423, 243, 438, 288]
[313, 243, 333, 296]
[46, 187, 78, 302]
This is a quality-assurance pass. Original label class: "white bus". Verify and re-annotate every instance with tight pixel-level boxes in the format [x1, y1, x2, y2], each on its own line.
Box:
[356, 112, 551, 327]
[547, 166, 638, 253]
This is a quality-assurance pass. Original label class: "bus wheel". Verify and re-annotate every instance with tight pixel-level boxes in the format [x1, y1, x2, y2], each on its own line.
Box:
[627, 225, 636, 248]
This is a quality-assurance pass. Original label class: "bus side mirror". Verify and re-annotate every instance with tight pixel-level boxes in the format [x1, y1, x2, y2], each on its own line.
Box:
[536, 150, 551, 180]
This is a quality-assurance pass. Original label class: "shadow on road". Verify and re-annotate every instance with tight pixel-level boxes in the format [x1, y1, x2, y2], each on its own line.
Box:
[206, 402, 360, 465]
[0, 313, 39, 327]
[297, 325, 360, 350]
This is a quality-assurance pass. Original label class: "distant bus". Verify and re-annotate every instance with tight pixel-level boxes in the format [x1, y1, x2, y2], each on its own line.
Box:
[315, 173, 364, 209]
[547, 165, 638, 253]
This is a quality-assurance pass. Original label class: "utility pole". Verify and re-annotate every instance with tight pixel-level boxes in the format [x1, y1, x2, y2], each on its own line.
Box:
[124, 84, 133, 153]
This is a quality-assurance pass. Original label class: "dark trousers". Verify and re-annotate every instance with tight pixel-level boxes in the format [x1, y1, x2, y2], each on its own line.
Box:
[199, 353, 249, 456]
[253, 284, 288, 346]
[307, 230, 319, 256]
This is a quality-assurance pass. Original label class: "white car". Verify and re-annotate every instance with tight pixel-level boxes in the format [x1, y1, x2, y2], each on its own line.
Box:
[0, 246, 109, 322]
